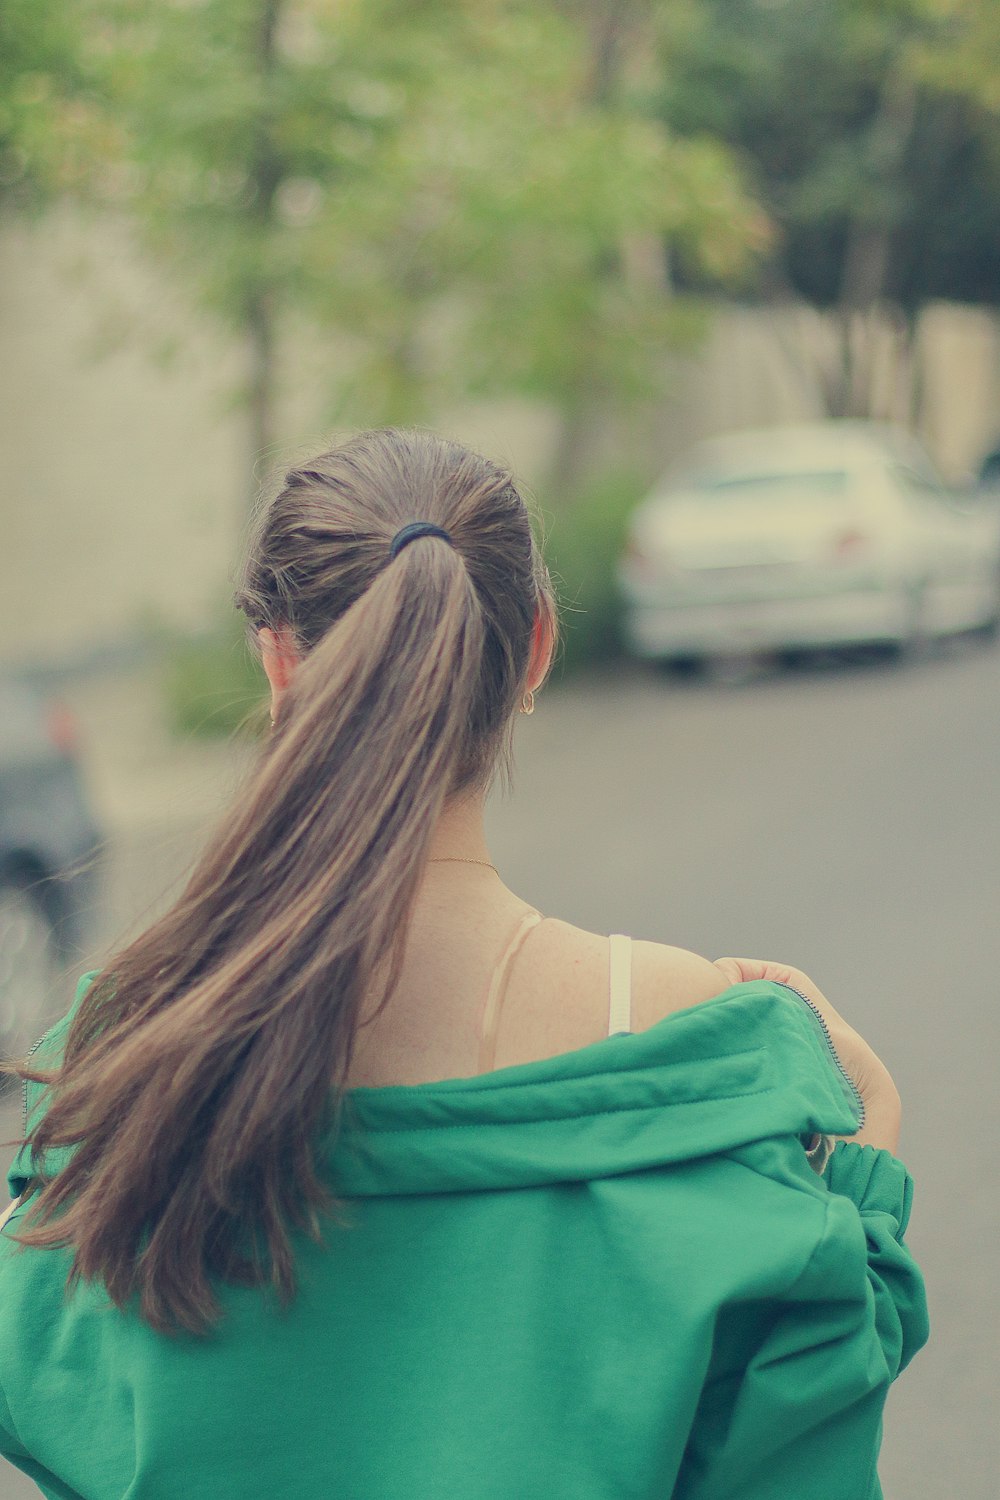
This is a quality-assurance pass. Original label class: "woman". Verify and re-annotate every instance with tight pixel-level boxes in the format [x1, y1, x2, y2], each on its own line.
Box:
[0, 429, 926, 1499]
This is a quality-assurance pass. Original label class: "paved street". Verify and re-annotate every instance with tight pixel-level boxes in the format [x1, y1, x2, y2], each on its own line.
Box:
[2, 637, 999, 1497]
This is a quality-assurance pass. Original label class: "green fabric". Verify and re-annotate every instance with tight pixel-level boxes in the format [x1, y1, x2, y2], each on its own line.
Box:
[0, 973, 928, 1499]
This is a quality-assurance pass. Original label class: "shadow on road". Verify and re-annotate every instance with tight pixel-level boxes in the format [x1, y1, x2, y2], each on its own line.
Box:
[643, 628, 999, 693]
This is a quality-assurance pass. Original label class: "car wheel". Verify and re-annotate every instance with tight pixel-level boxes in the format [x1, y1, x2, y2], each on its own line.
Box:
[656, 654, 706, 679]
[896, 580, 929, 663]
[968, 565, 1000, 642]
[0, 875, 65, 1067]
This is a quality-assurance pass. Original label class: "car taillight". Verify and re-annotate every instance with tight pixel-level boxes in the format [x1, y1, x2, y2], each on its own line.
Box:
[623, 535, 662, 578]
[45, 699, 80, 757]
[832, 529, 870, 560]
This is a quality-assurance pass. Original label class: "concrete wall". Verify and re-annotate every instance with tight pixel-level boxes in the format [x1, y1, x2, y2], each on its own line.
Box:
[0, 213, 246, 663]
[2, 212, 999, 668]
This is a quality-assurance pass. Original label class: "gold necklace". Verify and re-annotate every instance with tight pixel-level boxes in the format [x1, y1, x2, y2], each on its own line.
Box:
[428, 857, 498, 873]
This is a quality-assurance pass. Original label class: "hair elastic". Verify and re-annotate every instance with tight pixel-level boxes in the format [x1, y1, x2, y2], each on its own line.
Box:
[389, 522, 454, 559]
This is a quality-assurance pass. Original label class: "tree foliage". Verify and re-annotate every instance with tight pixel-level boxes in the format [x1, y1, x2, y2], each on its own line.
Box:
[652, 0, 1000, 418]
[3, 0, 764, 491]
[657, 0, 1000, 314]
[0, 0, 111, 213]
[17, 1, 999, 468]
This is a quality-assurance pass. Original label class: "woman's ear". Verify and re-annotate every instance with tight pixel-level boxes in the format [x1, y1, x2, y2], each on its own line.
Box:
[526, 604, 556, 693]
[259, 624, 300, 707]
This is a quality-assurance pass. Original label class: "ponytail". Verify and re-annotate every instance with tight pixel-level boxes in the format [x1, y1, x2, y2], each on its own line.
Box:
[10, 429, 549, 1335]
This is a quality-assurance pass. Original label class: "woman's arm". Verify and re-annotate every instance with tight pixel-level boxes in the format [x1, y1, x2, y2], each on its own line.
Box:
[712, 958, 902, 1152]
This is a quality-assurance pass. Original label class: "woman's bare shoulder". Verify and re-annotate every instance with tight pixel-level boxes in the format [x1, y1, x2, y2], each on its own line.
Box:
[542, 918, 732, 1033]
[629, 939, 732, 1031]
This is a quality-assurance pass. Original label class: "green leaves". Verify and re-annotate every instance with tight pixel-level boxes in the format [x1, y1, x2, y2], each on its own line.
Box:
[657, 0, 1000, 313]
[0, 0, 113, 211]
[4, 0, 763, 483]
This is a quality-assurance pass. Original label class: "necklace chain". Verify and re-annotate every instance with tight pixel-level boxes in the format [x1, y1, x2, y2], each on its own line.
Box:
[428, 857, 498, 872]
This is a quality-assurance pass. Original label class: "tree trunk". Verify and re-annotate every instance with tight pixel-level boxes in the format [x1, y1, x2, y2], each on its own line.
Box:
[905, 310, 927, 433]
[549, 393, 602, 503]
[247, 287, 276, 488]
[585, 0, 624, 105]
[548, 0, 632, 502]
[245, 0, 283, 501]
[828, 307, 854, 420]
[837, 64, 919, 418]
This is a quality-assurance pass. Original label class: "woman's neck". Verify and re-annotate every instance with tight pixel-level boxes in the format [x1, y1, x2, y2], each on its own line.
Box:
[425, 792, 492, 866]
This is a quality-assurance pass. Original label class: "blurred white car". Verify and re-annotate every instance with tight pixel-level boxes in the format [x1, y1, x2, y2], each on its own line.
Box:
[619, 422, 1000, 665]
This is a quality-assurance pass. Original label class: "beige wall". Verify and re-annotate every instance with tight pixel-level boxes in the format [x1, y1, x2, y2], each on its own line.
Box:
[0, 213, 246, 662]
[649, 301, 1000, 480]
[2, 212, 998, 667]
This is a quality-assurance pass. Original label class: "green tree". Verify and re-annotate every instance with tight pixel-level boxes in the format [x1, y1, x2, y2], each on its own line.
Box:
[69, 0, 762, 498]
[918, 0, 1000, 114]
[0, 0, 109, 214]
[657, 0, 1000, 418]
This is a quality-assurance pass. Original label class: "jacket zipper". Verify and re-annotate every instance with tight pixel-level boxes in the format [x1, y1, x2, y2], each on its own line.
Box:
[778, 983, 867, 1130]
[22, 1030, 50, 1136]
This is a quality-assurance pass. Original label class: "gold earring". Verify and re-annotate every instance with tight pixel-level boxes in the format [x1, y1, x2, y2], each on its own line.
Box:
[520, 690, 535, 715]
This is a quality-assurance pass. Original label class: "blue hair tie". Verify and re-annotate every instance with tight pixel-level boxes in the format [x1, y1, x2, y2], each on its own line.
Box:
[388, 522, 454, 559]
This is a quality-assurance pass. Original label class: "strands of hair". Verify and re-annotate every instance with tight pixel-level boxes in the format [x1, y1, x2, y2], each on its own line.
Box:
[8, 429, 558, 1335]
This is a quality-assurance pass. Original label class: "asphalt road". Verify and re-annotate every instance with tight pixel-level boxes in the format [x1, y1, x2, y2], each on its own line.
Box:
[2, 638, 999, 1497]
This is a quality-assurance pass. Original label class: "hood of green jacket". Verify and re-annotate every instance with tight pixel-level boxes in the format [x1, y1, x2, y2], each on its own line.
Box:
[12, 977, 861, 1204]
[331, 981, 861, 1196]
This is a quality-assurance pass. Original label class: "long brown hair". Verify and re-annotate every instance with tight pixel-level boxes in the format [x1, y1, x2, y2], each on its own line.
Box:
[10, 429, 557, 1335]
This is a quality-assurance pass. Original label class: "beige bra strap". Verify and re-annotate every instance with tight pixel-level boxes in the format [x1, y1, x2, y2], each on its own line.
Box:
[477, 910, 543, 1074]
[608, 934, 633, 1036]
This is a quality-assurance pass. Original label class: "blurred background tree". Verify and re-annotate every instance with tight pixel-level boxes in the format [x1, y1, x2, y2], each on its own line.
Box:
[6, 0, 1000, 702]
[657, 0, 1000, 420]
[55, 0, 762, 504]
[0, 0, 112, 216]
[6, 0, 999, 491]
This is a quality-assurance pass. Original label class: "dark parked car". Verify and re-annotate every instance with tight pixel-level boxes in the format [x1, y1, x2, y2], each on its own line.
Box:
[0, 675, 103, 1063]
[978, 443, 1000, 491]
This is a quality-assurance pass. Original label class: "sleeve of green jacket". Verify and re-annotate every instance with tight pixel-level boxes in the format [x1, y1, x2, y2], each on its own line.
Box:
[0, 1377, 83, 1500]
[678, 1142, 929, 1500]
[6, 973, 98, 1202]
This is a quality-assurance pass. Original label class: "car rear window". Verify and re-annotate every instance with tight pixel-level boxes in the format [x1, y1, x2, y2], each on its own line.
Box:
[692, 470, 849, 497]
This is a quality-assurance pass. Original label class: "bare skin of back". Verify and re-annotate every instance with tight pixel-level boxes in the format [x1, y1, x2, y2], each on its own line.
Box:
[263, 634, 899, 1149]
[260, 624, 726, 1093]
[346, 865, 727, 1090]
[345, 863, 901, 1157]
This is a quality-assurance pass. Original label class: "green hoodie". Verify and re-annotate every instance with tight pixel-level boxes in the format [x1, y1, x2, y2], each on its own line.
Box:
[0, 972, 927, 1500]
